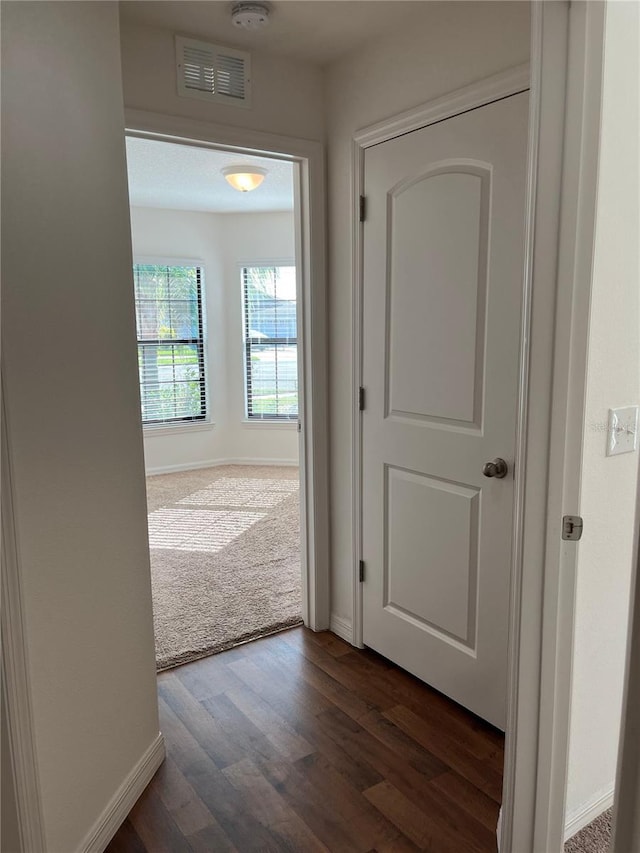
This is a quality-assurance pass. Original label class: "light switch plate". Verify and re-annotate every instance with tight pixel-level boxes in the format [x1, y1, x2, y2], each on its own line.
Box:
[607, 406, 639, 456]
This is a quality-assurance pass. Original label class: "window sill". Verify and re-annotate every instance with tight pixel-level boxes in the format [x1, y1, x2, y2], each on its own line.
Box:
[241, 419, 298, 430]
[143, 421, 215, 437]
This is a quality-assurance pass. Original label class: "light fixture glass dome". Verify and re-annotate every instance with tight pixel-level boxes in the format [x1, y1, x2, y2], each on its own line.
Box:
[222, 165, 268, 192]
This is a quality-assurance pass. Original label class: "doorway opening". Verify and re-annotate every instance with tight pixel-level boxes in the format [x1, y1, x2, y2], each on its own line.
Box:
[124, 136, 309, 670]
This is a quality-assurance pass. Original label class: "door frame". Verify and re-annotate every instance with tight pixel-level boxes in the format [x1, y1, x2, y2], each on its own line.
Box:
[351, 60, 534, 846]
[520, 3, 608, 849]
[354, 67, 531, 733]
[350, 60, 530, 649]
[351, 2, 604, 850]
[123, 109, 330, 632]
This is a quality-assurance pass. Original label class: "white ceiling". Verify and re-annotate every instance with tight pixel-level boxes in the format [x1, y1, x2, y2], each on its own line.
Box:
[119, 1, 439, 66]
[125, 137, 294, 213]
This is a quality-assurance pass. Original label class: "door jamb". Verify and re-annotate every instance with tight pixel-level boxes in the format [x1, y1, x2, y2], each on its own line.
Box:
[517, 3, 608, 850]
[123, 109, 330, 632]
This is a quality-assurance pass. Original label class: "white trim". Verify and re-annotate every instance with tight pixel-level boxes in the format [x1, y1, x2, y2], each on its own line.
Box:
[502, 3, 610, 851]
[124, 109, 330, 633]
[350, 135, 365, 650]
[124, 109, 322, 162]
[501, 6, 571, 851]
[527, 4, 607, 851]
[77, 733, 165, 853]
[354, 63, 529, 149]
[329, 614, 353, 644]
[1, 386, 47, 853]
[241, 419, 298, 430]
[292, 147, 330, 632]
[144, 422, 215, 437]
[236, 257, 296, 269]
[134, 255, 204, 268]
[564, 786, 614, 842]
[145, 457, 299, 476]
[351, 62, 531, 654]
[225, 457, 298, 467]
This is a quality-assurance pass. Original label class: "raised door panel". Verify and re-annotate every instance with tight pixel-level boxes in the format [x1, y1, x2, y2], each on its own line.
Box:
[387, 166, 489, 428]
[385, 465, 479, 650]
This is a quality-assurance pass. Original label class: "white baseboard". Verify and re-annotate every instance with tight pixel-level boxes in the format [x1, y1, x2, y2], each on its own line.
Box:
[564, 785, 615, 841]
[146, 457, 299, 475]
[146, 457, 226, 475]
[330, 613, 354, 644]
[226, 457, 299, 468]
[78, 732, 165, 853]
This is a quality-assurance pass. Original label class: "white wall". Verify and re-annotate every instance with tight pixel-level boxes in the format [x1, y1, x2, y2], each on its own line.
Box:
[1, 4, 160, 851]
[324, 1, 531, 624]
[218, 213, 299, 462]
[565, 0, 640, 830]
[130, 207, 299, 472]
[120, 19, 324, 143]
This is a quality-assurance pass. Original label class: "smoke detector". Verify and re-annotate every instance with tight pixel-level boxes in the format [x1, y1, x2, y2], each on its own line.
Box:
[231, 3, 270, 30]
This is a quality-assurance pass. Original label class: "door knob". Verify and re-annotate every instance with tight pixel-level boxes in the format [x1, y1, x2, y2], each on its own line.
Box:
[483, 458, 508, 479]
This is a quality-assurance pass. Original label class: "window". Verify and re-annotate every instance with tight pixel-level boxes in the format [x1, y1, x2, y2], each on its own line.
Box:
[133, 263, 206, 425]
[242, 265, 298, 420]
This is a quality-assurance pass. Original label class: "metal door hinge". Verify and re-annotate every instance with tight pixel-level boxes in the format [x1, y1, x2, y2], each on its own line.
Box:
[359, 195, 366, 222]
[562, 515, 583, 541]
[359, 386, 365, 411]
[359, 560, 365, 582]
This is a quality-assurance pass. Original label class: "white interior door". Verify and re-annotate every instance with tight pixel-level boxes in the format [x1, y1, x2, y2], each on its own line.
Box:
[361, 92, 529, 730]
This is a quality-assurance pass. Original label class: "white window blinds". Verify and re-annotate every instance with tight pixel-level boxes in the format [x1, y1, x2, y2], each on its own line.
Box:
[242, 266, 298, 420]
[133, 263, 206, 425]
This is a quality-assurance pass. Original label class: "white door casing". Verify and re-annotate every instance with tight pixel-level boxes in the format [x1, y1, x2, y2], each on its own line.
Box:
[361, 92, 529, 729]
[123, 110, 330, 634]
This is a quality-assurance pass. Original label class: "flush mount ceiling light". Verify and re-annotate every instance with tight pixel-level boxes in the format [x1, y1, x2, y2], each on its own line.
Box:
[231, 2, 270, 30]
[222, 165, 268, 192]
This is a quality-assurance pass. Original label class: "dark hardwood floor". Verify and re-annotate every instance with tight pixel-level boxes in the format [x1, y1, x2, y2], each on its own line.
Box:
[107, 628, 504, 852]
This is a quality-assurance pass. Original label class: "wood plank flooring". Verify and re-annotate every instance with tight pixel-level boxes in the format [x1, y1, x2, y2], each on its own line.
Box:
[107, 628, 504, 852]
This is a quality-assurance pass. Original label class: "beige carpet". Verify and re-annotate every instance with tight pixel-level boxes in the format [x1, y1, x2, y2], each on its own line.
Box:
[146, 464, 302, 671]
[565, 809, 612, 853]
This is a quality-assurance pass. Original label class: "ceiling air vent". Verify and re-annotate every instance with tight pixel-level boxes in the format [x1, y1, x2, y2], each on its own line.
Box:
[176, 36, 251, 109]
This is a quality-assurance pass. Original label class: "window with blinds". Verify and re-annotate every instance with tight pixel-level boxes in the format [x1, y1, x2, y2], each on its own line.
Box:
[242, 265, 298, 420]
[133, 263, 206, 426]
